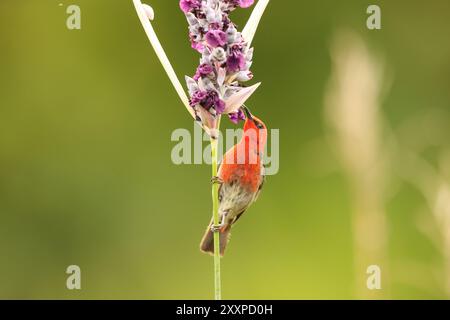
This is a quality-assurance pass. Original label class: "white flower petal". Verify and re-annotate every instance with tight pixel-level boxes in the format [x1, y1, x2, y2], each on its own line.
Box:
[217, 68, 226, 87]
[236, 71, 253, 82]
[142, 4, 154, 20]
[246, 48, 254, 61]
[200, 78, 215, 91]
[193, 105, 219, 139]
[223, 82, 261, 114]
[185, 76, 199, 95]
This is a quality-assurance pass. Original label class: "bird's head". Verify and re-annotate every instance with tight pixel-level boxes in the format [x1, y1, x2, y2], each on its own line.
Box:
[241, 106, 267, 153]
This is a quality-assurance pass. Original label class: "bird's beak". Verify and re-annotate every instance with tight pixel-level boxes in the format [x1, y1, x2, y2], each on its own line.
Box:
[241, 105, 253, 121]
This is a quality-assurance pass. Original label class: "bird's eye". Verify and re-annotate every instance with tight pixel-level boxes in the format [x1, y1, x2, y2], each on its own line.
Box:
[256, 122, 264, 129]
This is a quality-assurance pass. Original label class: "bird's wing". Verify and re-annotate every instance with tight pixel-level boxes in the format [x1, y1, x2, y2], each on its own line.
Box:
[218, 182, 224, 203]
[253, 174, 266, 202]
[231, 208, 247, 225]
[231, 175, 265, 226]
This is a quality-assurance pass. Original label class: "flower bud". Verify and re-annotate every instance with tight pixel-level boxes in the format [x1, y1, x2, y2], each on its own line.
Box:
[227, 26, 237, 44]
[206, 7, 216, 23]
[246, 48, 254, 61]
[142, 4, 154, 20]
[236, 71, 253, 82]
[186, 12, 198, 26]
[210, 47, 227, 63]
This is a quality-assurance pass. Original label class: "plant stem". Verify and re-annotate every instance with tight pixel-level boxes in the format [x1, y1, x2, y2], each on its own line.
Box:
[210, 136, 221, 300]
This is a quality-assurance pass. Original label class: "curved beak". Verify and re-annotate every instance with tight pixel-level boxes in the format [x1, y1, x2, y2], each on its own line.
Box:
[241, 105, 253, 121]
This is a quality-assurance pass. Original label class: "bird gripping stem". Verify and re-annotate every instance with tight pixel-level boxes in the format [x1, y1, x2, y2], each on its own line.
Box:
[210, 135, 222, 300]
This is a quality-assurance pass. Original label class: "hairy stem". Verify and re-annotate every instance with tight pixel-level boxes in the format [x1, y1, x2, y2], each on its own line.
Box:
[210, 136, 221, 300]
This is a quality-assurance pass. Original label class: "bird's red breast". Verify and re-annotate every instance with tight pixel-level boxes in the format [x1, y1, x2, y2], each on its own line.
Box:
[219, 125, 265, 193]
[220, 159, 262, 193]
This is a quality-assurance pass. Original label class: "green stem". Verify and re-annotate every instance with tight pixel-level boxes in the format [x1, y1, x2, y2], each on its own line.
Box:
[210, 136, 221, 300]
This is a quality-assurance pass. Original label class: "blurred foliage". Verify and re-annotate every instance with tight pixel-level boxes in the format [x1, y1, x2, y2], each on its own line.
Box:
[0, 0, 449, 299]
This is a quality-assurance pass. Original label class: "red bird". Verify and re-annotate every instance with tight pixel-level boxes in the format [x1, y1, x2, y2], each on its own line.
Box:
[200, 106, 267, 256]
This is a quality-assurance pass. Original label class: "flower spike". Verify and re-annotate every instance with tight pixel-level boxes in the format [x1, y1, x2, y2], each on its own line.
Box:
[179, 0, 262, 129]
[133, 0, 266, 136]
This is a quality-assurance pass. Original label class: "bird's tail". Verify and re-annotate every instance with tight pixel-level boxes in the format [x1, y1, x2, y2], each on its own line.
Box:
[200, 220, 231, 256]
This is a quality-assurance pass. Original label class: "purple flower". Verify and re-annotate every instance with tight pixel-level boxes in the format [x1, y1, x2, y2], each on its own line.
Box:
[179, 0, 201, 13]
[181, 0, 259, 126]
[226, 0, 255, 9]
[228, 109, 246, 124]
[190, 40, 204, 53]
[205, 30, 227, 48]
[190, 90, 208, 107]
[193, 63, 214, 81]
[215, 98, 226, 114]
[237, 0, 255, 8]
[203, 91, 225, 113]
[190, 90, 226, 114]
[226, 51, 246, 73]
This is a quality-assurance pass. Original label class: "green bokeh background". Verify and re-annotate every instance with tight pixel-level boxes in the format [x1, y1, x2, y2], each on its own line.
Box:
[0, 0, 449, 299]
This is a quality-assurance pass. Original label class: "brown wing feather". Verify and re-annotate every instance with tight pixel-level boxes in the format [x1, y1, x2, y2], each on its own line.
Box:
[231, 174, 265, 225]
[254, 174, 265, 202]
[232, 209, 246, 225]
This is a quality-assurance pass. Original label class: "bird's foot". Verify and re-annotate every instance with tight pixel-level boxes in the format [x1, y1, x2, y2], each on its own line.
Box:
[211, 211, 228, 232]
[210, 224, 225, 233]
[211, 176, 224, 185]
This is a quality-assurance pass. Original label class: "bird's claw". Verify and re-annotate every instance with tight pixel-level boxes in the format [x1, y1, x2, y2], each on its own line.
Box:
[210, 224, 224, 233]
[211, 176, 224, 185]
[211, 211, 228, 232]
